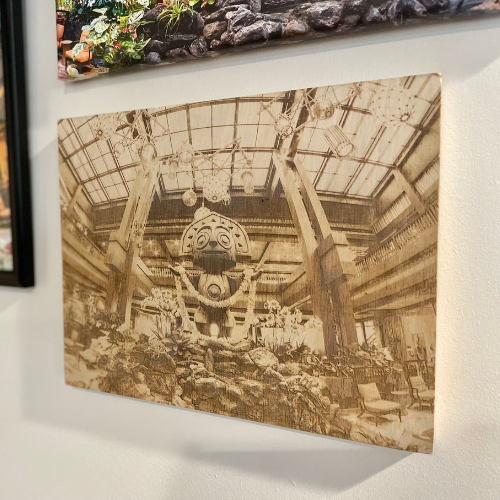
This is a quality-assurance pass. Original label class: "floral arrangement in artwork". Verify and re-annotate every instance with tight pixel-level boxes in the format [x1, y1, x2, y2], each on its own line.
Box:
[72, 1, 153, 68]
[256, 299, 323, 359]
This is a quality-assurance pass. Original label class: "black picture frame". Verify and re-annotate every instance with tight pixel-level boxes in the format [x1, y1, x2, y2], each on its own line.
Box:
[0, 0, 33, 287]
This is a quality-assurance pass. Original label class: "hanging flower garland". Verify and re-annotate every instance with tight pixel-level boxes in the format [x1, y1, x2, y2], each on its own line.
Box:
[174, 275, 199, 335]
[172, 265, 256, 309]
[241, 279, 257, 336]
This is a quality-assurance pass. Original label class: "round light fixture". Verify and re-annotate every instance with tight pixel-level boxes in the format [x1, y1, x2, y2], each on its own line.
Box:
[182, 189, 197, 207]
[178, 143, 195, 165]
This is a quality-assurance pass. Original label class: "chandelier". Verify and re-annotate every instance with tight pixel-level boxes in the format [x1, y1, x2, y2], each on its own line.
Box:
[259, 83, 361, 138]
[324, 125, 354, 158]
[370, 85, 417, 127]
[89, 109, 169, 158]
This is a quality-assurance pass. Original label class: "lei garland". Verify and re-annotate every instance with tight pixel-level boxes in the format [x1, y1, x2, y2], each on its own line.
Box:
[241, 279, 257, 336]
[174, 275, 199, 335]
[173, 265, 255, 309]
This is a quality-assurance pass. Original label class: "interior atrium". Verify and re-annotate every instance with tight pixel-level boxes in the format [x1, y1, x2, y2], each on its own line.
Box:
[59, 74, 440, 452]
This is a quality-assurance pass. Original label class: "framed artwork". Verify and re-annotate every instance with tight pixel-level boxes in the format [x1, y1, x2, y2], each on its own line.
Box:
[55, 1, 500, 81]
[59, 73, 440, 453]
[0, 0, 34, 287]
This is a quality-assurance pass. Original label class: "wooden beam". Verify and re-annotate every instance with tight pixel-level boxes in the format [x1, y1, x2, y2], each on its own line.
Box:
[392, 169, 426, 214]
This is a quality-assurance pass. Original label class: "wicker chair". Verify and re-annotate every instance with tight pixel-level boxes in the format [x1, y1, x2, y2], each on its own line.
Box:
[408, 376, 435, 412]
[357, 382, 402, 427]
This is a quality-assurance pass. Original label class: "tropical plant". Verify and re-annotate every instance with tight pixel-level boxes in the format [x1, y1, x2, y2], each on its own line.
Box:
[72, 2, 152, 68]
[158, 1, 193, 37]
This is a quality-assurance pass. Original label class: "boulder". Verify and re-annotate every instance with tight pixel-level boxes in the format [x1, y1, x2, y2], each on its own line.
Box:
[264, 20, 283, 39]
[165, 34, 198, 50]
[283, 19, 309, 37]
[195, 377, 219, 399]
[419, 0, 449, 11]
[79, 348, 98, 365]
[164, 48, 192, 61]
[341, 0, 370, 17]
[175, 367, 191, 378]
[248, 0, 263, 12]
[172, 395, 188, 407]
[262, 367, 286, 385]
[147, 372, 177, 395]
[205, 6, 242, 23]
[233, 19, 282, 45]
[241, 379, 265, 399]
[210, 39, 228, 50]
[140, 5, 169, 38]
[228, 8, 258, 32]
[176, 10, 205, 35]
[190, 364, 210, 379]
[145, 52, 162, 65]
[203, 20, 228, 39]
[148, 353, 176, 373]
[363, 6, 385, 22]
[213, 349, 237, 361]
[215, 361, 242, 377]
[226, 384, 243, 399]
[387, 0, 427, 21]
[144, 39, 168, 56]
[304, 2, 343, 30]
[340, 14, 361, 27]
[189, 37, 209, 57]
[239, 352, 259, 371]
[204, 347, 215, 372]
[225, 0, 250, 5]
[261, 0, 299, 10]
[247, 347, 279, 369]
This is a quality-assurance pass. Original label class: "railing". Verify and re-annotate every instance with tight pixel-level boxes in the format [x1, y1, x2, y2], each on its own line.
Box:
[149, 267, 291, 284]
[61, 214, 105, 258]
[356, 203, 438, 275]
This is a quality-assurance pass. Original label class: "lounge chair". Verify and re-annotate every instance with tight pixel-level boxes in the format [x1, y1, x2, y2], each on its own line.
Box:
[357, 382, 402, 426]
[408, 376, 435, 412]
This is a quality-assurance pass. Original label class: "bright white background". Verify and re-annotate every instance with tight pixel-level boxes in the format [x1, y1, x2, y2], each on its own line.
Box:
[1, 1, 500, 498]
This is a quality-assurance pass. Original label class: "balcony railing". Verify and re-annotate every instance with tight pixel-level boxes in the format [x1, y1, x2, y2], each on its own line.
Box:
[356, 203, 438, 275]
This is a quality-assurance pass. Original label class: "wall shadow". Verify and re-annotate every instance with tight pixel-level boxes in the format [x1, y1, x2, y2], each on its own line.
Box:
[181, 440, 408, 492]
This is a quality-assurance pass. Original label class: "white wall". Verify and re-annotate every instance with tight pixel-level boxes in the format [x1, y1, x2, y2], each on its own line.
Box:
[1, 1, 500, 498]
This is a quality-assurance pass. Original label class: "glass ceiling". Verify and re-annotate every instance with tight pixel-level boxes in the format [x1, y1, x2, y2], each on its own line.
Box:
[58, 75, 441, 206]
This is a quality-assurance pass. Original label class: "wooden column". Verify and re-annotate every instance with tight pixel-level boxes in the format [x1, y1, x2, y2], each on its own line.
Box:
[271, 90, 359, 356]
[105, 161, 160, 327]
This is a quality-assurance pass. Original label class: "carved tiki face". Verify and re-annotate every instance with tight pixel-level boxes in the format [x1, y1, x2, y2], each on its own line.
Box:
[193, 219, 236, 273]
[180, 212, 251, 274]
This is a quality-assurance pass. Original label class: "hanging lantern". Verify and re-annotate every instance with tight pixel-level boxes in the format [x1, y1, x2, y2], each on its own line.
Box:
[114, 142, 125, 156]
[90, 115, 117, 141]
[166, 158, 178, 180]
[140, 142, 157, 166]
[323, 125, 354, 157]
[194, 206, 211, 220]
[203, 175, 228, 203]
[274, 114, 294, 138]
[371, 86, 416, 127]
[241, 170, 255, 194]
[182, 189, 197, 207]
[313, 98, 335, 120]
[178, 143, 195, 165]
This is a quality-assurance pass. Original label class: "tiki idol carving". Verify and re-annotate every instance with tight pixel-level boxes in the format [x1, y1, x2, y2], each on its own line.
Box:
[179, 212, 251, 338]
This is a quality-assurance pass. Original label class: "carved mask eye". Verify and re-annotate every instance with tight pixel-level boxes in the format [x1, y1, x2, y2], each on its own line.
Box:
[216, 228, 232, 249]
[195, 228, 211, 250]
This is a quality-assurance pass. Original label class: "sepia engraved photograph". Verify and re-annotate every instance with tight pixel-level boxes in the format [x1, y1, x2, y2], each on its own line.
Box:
[59, 73, 440, 453]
